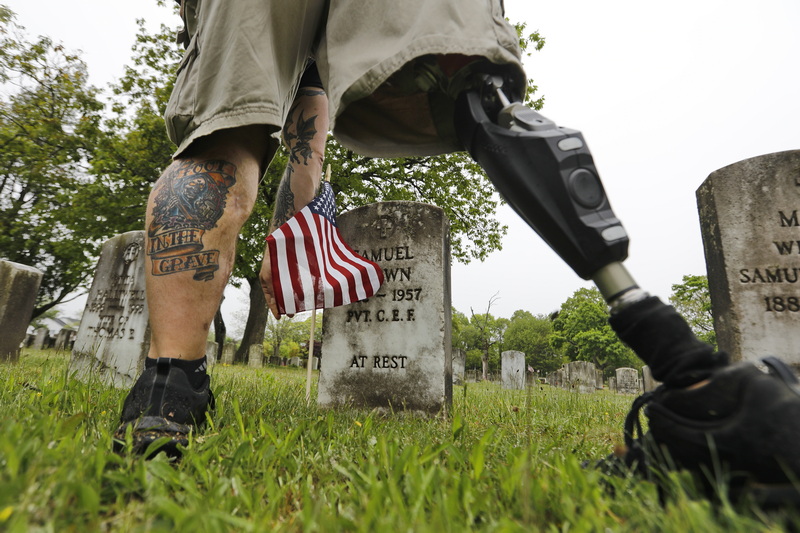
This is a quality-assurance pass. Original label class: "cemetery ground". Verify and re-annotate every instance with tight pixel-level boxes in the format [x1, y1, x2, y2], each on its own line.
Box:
[1, 351, 798, 532]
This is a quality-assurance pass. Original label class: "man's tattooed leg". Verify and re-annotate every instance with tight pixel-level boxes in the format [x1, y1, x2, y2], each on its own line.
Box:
[147, 159, 237, 281]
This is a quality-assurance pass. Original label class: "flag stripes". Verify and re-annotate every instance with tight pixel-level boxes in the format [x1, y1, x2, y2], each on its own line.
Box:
[266, 182, 384, 316]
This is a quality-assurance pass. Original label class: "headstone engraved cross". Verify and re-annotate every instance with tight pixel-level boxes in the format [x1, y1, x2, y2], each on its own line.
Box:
[318, 202, 452, 414]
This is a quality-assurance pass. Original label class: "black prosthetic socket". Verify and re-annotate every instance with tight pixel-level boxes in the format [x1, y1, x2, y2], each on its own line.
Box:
[609, 297, 729, 387]
[145, 356, 208, 390]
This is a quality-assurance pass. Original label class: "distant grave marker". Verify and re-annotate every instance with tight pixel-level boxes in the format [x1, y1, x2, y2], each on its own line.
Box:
[501, 351, 526, 389]
[564, 361, 597, 394]
[0, 260, 43, 361]
[698, 150, 800, 369]
[248, 344, 263, 368]
[319, 202, 452, 414]
[615, 367, 640, 394]
[70, 231, 150, 387]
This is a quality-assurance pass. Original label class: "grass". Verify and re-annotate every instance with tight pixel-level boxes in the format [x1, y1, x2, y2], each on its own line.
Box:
[0, 349, 797, 532]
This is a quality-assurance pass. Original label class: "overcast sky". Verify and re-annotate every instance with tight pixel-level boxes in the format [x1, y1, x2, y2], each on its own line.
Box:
[6, 0, 799, 329]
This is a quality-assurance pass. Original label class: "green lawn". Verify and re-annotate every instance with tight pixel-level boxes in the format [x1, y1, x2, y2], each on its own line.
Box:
[0, 349, 796, 531]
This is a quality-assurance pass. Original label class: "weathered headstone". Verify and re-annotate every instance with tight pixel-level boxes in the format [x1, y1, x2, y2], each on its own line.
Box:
[319, 202, 452, 414]
[595, 369, 604, 390]
[289, 356, 301, 367]
[54, 328, 76, 351]
[312, 356, 320, 370]
[31, 327, 49, 350]
[452, 349, 466, 385]
[565, 361, 596, 394]
[248, 344, 263, 368]
[642, 365, 662, 392]
[615, 367, 640, 394]
[205, 341, 218, 365]
[70, 232, 150, 387]
[501, 350, 526, 390]
[698, 150, 800, 369]
[221, 342, 235, 365]
[0, 260, 43, 361]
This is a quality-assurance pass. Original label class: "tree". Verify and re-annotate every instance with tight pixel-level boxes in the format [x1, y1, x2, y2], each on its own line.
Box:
[0, 8, 105, 317]
[504, 309, 562, 374]
[264, 313, 308, 361]
[550, 288, 639, 377]
[669, 274, 716, 348]
[469, 293, 507, 380]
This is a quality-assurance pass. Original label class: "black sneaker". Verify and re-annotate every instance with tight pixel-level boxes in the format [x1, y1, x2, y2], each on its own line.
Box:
[112, 357, 214, 458]
[604, 357, 800, 508]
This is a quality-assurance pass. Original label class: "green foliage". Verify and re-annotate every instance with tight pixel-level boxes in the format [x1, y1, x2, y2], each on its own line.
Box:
[504, 310, 563, 374]
[1, 349, 794, 531]
[550, 288, 640, 376]
[0, 9, 104, 316]
[670, 274, 717, 349]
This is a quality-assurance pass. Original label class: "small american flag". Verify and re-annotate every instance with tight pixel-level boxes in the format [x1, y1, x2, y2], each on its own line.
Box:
[266, 182, 384, 316]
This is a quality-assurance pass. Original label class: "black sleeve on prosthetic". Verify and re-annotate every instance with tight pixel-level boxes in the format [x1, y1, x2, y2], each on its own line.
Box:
[299, 60, 324, 91]
[609, 296, 729, 387]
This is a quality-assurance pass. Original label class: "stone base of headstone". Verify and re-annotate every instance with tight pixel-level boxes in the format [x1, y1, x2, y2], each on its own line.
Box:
[0, 260, 43, 362]
[70, 231, 150, 388]
[318, 202, 452, 414]
[501, 350, 526, 389]
[248, 344, 263, 368]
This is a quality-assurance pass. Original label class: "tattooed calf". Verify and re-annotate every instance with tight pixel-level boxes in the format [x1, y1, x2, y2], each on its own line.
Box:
[147, 160, 237, 281]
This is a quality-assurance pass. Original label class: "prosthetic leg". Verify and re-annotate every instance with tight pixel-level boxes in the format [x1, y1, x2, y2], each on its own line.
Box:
[454, 74, 645, 310]
[454, 76, 800, 509]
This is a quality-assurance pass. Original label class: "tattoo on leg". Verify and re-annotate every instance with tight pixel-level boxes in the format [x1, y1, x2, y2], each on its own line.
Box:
[147, 160, 237, 281]
[272, 90, 326, 230]
[272, 164, 296, 229]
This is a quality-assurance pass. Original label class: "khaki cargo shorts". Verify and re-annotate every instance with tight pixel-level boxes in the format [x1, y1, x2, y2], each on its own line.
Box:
[165, 0, 525, 158]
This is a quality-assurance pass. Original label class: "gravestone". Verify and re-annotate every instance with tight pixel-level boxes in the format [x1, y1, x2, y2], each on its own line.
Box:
[319, 202, 452, 414]
[698, 150, 800, 369]
[452, 349, 466, 385]
[642, 365, 662, 392]
[615, 367, 640, 394]
[501, 350, 526, 390]
[54, 328, 76, 351]
[565, 361, 596, 394]
[609, 377, 617, 392]
[221, 342, 235, 365]
[70, 232, 150, 387]
[313, 357, 320, 370]
[289, 356, 301, 367]
[595, 369, 604, 390]
[248, 344, 263, 368]
[205, 341, 218, 365]
[31, 327, 49, 350]
[0, 260, 43, 361]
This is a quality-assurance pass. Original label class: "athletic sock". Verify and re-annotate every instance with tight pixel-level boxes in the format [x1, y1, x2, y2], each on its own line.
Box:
[145, 356, 208, 389]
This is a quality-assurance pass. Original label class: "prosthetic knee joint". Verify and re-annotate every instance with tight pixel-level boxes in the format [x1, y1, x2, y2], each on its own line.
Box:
[455, 74, 644, 308]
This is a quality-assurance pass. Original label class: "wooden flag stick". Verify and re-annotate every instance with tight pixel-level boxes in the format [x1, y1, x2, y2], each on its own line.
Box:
[305, 165, 331, 405]
[305, 308, 316, 405]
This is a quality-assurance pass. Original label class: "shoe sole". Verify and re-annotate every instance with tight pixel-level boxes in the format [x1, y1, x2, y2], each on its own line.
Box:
[112, 416, 192, 459]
